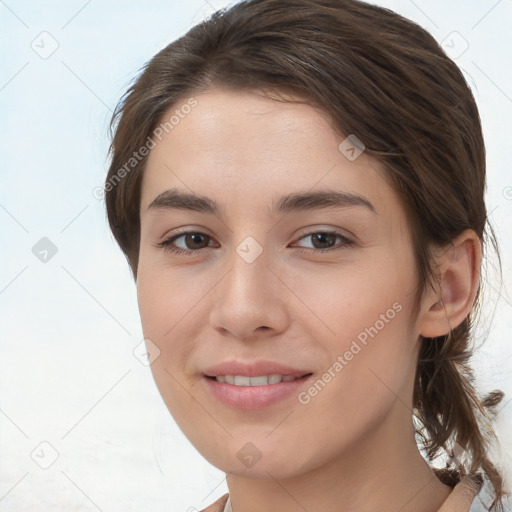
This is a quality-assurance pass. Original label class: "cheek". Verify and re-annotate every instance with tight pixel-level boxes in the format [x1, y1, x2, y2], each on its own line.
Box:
[291, 293, 415, 473]
[136, 264, 198, 394]
[136, 267, 205, 428]
[136, 257, 210, 340]
[290, 246, 414, 342]
[292, 250, 417, 409]
[136, 259, 221, 401]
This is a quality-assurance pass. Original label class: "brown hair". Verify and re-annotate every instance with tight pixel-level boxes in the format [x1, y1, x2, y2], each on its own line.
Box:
[105, 0, 508, 508]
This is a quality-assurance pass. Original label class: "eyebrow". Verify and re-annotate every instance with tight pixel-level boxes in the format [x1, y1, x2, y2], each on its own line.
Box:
[147, 187, 377, 216]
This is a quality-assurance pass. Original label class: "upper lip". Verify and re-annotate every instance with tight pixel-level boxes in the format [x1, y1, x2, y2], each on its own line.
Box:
[204, 360, 312, 378]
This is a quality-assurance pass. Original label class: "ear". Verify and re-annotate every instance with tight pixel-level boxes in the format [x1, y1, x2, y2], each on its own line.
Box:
[418, 229, 482, 338]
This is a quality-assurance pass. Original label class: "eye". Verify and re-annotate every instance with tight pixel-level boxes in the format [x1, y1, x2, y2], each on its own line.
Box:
[292, 231, 354, 253]
[156, 231, 217, 254]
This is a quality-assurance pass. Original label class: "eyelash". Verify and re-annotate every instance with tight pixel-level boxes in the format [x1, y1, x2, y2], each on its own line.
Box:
[156, 230, 354, 255]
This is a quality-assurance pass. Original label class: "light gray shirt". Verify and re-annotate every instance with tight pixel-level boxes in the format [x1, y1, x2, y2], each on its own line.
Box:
[221, 476, 512, 512]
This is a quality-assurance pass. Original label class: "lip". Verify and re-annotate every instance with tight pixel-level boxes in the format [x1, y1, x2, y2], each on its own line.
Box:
[202, 373, 313, 410]
[203, 360, 311, 378]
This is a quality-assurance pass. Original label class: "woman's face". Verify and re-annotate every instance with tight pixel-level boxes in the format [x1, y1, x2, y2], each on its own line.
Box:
[137, 88, 422, 478]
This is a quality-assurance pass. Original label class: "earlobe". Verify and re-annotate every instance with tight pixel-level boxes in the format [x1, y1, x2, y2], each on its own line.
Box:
[418, 230, 482, 338]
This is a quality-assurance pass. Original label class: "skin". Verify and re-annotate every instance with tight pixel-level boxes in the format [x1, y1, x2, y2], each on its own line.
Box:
[136, 88, 481, 512]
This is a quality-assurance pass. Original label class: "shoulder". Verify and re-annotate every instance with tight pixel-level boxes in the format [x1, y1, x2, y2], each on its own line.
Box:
[468, 476, 512, 512]
[200, 493, 229, 512]
[439, 474, 512, 512]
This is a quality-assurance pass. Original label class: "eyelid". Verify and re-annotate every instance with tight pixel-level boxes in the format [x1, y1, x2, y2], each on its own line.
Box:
[294, 225, 354, 240]
[160, 225, 214, 240]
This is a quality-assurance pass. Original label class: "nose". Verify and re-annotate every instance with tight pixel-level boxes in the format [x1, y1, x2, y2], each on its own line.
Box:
[208, 245, 290, 340]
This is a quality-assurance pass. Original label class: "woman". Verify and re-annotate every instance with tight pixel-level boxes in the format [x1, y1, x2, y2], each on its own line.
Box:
[104, 0, 510, 510]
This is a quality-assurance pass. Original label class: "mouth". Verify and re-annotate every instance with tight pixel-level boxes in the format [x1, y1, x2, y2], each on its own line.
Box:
[202, 372, 314, 409]
[205, 373, 313, 386]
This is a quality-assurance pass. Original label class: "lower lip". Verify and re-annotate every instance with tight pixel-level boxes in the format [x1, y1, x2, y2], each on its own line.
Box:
[202, 374, 313, 410]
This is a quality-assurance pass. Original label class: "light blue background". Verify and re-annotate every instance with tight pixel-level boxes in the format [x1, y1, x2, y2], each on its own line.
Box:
[1, 1, 511, 510]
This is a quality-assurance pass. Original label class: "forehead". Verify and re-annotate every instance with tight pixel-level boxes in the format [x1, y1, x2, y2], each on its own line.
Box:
[140, 88, 398, 220]
[147, 88, 340, 165]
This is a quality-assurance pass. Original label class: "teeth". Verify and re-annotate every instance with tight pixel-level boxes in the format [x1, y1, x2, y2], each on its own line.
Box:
[214, 374, 300, 385]
[235, 375, 251, 386]
[248, 375, 269, 386]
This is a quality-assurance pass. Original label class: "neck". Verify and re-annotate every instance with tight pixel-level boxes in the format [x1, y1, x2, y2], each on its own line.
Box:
[225, 403, 453, 512]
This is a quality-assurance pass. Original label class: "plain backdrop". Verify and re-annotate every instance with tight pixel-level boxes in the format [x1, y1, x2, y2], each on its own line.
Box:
[1, 1, 511, 510]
